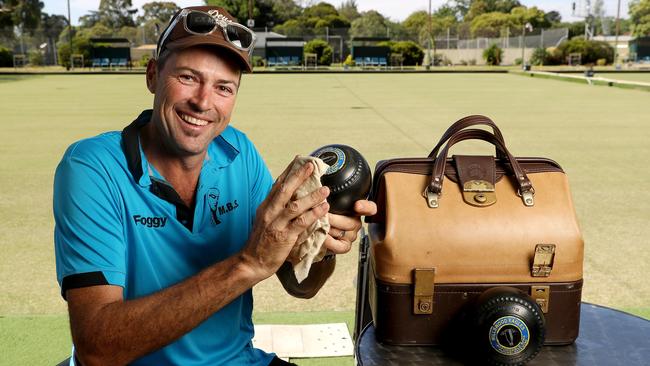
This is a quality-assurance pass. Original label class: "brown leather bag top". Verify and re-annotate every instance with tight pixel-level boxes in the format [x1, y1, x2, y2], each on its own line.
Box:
[367, 116, 584, 285]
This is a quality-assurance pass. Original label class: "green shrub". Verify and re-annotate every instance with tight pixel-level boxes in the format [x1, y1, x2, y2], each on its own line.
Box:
[57, 36, 93, 68]
[439, 54, 452, 66]
[252, 55, 265, 67]
[544, 47, 564, 65]
[468, 58, 477, 66]
[596, 58, 607, 66]
[0, 46, 12, 67]
[139, 54, 151, 67]
[482, 43, 503, 66]
[29, 51, 44, 66]
[304, 39, 333, 66]
[514, 57, 523, 65]
[530, 47, 548, 66]
[556, 37, 614, 65]
[378, 40, 423, 66]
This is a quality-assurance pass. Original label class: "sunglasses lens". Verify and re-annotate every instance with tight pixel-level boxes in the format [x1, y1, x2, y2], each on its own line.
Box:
[186, 11, 216, 33]
[226, 24, 254, 49]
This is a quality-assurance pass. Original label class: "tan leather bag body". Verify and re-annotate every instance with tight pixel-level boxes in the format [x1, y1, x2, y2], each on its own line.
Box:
[365, 116, 584, 345]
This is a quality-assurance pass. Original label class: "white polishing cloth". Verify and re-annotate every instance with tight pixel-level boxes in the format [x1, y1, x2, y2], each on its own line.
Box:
[286, 156, 331, 283]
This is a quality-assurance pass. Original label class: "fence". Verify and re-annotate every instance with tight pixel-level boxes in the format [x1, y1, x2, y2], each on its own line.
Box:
[440, 28, 569, 50]
[1, 25, 569, 67]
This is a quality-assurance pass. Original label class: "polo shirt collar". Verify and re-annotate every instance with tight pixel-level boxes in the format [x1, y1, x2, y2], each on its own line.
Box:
[121, 109, 239, 187]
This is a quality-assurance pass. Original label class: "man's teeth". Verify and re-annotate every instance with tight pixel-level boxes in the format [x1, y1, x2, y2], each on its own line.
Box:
[180, 113, 209, 126]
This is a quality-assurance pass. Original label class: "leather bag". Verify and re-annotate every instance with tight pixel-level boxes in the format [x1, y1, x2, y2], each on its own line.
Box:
[365, 115, 584, 346]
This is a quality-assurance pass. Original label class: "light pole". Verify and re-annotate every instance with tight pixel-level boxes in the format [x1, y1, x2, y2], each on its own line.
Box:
[427, 0, 432, 69]
[67, 0, 72, 69]
[521, 22, 532, 70]
[614, 0, 621, 65]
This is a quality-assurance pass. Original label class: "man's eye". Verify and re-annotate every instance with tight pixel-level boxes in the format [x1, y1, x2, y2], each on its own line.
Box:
[218, 85, 233, 94]
[178, 74, 196, 83]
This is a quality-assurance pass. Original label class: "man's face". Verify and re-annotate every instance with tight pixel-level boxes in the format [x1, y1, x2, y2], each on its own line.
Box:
[146, 46, 241, 157]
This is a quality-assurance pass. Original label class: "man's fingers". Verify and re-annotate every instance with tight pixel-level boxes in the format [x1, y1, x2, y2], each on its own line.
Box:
[280, 186, 329, 222]
[353, 200, 378, 217]
[327, 212, 362, 233]
[266, 160, 314, 218]
[287, 201, 329, 232]
[323, 235, 353, 254]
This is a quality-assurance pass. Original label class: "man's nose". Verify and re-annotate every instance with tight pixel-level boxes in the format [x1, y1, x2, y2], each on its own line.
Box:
[188, 84, 212, 111]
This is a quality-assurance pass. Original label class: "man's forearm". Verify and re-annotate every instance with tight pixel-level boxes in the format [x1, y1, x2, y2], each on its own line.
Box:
[69, 254, 259, 366]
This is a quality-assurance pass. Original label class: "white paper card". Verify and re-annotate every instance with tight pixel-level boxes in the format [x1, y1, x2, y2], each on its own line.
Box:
[252, 323, 354, 358]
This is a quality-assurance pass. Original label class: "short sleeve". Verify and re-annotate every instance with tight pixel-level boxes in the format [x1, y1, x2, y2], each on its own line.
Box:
[53, 143, 127, 299]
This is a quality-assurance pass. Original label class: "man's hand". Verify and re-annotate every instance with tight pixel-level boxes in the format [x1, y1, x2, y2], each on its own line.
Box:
[325, 199, 378, 254]
[240, 158, 330, 282]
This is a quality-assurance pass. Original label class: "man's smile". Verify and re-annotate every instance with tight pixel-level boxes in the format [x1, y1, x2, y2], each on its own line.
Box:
[178, 111, 211, 127]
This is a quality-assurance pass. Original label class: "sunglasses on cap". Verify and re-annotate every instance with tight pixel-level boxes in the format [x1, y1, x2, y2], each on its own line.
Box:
[156, 8, 257, 59]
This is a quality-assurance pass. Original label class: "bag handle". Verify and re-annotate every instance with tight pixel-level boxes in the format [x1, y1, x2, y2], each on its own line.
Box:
[428, 115, 507, 159]
[425, 129, 535, 208]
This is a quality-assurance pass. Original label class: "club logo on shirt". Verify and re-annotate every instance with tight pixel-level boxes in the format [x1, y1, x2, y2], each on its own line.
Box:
[206, 188, 239, 226]
[133, 215, 168, 228]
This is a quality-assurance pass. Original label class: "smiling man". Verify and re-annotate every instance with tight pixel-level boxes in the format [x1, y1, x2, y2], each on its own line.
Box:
[53, 6, 376, 366]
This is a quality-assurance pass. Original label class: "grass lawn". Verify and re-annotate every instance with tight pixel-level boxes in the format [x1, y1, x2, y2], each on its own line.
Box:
[597, 72, 650, 83]
[1, 72, 649, 363]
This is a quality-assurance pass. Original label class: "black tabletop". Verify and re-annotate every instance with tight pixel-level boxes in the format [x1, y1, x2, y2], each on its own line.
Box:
[356, 303, 650, 366]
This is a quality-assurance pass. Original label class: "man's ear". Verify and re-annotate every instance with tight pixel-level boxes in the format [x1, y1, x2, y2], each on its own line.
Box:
[145, 59, 157, 93]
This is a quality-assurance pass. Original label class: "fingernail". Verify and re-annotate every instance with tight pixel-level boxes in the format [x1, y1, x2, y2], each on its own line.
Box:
[320, 186, 329, 195]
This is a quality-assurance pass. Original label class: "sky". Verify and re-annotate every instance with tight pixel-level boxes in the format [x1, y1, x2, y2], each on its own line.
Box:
[43, 1, 631, 26]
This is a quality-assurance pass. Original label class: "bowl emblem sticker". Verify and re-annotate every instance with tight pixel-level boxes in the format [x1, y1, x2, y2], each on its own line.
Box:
[489, 316, 530, 355]
[315, 147, 346, 176]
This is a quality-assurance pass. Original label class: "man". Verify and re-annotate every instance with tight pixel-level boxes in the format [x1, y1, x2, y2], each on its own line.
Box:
[53, 6, 376, 366]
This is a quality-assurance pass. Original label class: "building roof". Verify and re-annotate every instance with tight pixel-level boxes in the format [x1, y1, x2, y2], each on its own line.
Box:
[254, 32, 286, 49]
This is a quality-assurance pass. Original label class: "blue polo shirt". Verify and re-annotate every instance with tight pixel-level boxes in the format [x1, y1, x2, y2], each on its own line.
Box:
[53, 110, 275, 365]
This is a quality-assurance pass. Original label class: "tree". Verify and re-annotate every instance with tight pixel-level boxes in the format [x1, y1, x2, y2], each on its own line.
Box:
[629, 0, 650, 36]
[304, 38, 332, 65]
[338, 0, 360, 22]
[544, 11, 561, 25]
[77, 23, 113, 39]
[447, 0, 472, 19]
[97, 0, 137, 30]
[350, 10, 388, 38]
[273, 19, 309, 36]
[41, 13, 68, 41]
[470, 11, 512, 37]
[303, 2, 337, 19]
[465, 0, 522, 21]
[509, 6, 549, 29]
[403, 10, 456, 40]
[40, 13, 68, 63]
[493, 0, 522, 13]
[272, 0, 302, 25]
[137, 1, 179, 25]
[465, 0, 490, 21]
[79, 12, 101, 28]
[434, 4, 457, 19]
[207, 0, 280, 27]
[0, 0, 44, 33]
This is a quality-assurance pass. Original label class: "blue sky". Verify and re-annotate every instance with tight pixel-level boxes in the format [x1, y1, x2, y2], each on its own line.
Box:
[43, 1, 631, 25]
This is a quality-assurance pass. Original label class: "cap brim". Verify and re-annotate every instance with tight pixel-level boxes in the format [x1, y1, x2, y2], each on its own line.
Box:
[165, 35, 253, 73]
